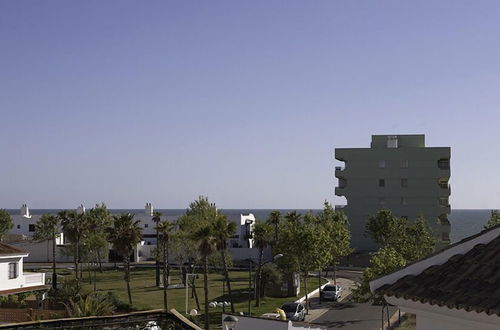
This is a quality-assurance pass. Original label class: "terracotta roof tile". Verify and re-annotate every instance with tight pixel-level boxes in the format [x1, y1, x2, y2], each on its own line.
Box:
[377, 234, 500, 316]
[0, 242, 27, 256]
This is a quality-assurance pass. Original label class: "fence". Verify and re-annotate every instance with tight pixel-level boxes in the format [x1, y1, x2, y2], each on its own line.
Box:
[0, 308, 66, 323]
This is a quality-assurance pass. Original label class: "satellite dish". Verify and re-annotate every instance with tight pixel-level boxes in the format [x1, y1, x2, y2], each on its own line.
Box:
[209, 302, 217, 308]
[189, 309, 198, 316]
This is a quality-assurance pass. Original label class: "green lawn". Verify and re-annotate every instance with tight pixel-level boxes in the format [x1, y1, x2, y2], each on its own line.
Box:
[73, 267, 326, 328]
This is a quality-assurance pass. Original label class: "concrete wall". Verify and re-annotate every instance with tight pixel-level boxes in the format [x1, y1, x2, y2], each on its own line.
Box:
[11, 241, 74, 263]
[335, 135, 451, 251]
[0, 255, 25, 291]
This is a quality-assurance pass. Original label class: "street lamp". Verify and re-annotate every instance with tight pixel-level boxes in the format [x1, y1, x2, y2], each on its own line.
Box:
[223, 315, 238, 330]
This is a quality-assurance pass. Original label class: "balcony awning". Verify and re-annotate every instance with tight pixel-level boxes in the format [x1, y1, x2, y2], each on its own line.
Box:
[0, 285, 50, 296]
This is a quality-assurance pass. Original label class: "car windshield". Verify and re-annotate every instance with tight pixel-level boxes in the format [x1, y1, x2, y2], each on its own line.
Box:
[323, 286, 337, 291]
[282, 304, 298, 313]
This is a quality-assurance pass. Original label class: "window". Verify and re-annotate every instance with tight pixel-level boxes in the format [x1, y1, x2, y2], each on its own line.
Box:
[439, 198, 449, 207]
[8, 263, 18, 279]
[438, 158, 450, 169]
[401, 160, 408, 168]
[145, 224, 149, 228]
[378, 160, 386, 168]
[401, 178, 408, 188]
[379, 179, 385, 187]
[379, 197, 386, 205]
[387, 136, 398, 148]
[401, 197, 407, 205]
[17, 225, 20, 229]
[28, 224, 35, 232]
[147, 242, 151, 245]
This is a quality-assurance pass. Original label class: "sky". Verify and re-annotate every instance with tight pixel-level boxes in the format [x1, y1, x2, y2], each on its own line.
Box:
[1, 1, 500, 209]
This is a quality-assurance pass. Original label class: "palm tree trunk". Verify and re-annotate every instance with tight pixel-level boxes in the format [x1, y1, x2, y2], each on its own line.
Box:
[97, 249, 103, 273]
[125, 256, 132, 305]
[190, 278, 201, 310]
[46, 240, 49, 263]
[220, 250, 235, 313]
[203, 254, 209, 330]
[162, 237, 169, 311]
[304, 273, 309, 314]
[255, 247, 264, 307]
[75, 239, 79, 280]
[52, 231, 57, 290]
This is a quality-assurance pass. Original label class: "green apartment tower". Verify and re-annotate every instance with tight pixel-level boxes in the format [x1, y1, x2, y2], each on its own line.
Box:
[335, 135, 451, 251]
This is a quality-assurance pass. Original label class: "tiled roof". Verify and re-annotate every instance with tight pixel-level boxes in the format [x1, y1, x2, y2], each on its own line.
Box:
[0, 242, 27, 256]
[377, 231, 500, 316]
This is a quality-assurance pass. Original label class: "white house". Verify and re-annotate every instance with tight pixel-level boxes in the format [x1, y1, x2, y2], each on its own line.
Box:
[0, 242, 46, 295]
[370, 225, 500, 330]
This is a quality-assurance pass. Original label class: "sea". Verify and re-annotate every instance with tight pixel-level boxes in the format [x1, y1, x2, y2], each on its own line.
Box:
[8, 208, 493, 244]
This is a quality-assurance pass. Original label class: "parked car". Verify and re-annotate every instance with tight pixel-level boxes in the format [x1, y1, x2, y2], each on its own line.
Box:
[320, 284, 342, 301]
[280, 302, 306, 321]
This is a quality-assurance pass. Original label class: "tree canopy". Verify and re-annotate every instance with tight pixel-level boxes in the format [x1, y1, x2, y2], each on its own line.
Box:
[484, 210, 500, 229]
[0, 209, 13, 239]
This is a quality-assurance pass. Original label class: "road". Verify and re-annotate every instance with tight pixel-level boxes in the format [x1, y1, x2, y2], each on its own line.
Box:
[310, 270, 398, 330]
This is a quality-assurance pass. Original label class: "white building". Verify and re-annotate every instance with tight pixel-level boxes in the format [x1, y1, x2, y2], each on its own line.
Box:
[0, 242, 46, 295]
[370, 225, 500, 330]
[7, 203, 260, 262]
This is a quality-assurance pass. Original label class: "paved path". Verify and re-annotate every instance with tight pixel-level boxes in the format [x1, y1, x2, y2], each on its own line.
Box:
[313, 301, 396, 330]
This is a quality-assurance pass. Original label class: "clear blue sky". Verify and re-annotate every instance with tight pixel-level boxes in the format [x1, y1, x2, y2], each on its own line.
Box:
[1, 1, 499, 209]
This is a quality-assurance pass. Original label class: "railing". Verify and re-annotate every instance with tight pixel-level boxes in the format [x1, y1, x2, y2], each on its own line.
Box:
[24, 273, 45, 286]
[334, 205, 346, 210]
[335, 166, 345, 171]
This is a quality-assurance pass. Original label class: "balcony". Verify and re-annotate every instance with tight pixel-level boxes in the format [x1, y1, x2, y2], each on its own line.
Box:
[23, 272, 45, 287]
[439, 183, 451, 195]
[335, 186, 345, 196]
[335, 166, 345, 177]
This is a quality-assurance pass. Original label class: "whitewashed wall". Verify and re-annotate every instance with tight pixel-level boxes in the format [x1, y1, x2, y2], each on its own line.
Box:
[0, 256, 25, 291]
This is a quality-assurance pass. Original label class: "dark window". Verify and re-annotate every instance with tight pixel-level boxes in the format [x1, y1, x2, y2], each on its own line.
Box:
[17, 225, 20, 229]
[29, 224, 35, 232]
[379, 179, 385, 187]
[401, 160, 409, 168]
[8, 263, 18, 279]
[438, 159, 450, 169]
[145, 224, 149, 228]
[401, 178, 408, 187]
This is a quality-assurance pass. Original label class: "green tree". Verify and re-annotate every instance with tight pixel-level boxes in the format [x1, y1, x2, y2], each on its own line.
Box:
[317, 201, 352, 284]
[484, 210, 500, 229]
[365, 209, 405, 247]
[33, 214, 60, 290]
[106, 213, 143, 305]
[252, 221, 273, 307]
[157, 220, 176, 311]
[152, 211, 162, 287]
[59, 210, 89, 280]
[192, 224, 216, 330]
[352, 247, 406, 304]
[275, 212, 331, 313]
[266, 210, 282, 244]
[212, 214, 237, 313]
[0, 209, 13, 240]
[86, 204, 112, 273]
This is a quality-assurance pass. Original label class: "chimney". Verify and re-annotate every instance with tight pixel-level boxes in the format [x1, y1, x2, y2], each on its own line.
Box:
[145, 203, 153, 216]
[20, 204, 31, 218]
[77, 204, 86, 215]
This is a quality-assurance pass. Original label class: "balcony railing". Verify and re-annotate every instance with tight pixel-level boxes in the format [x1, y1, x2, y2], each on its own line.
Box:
[335, 166, 345, 171]
[24, 272, 45, 286]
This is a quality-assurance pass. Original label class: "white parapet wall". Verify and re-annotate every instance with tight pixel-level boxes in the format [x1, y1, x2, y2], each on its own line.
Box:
[221, 314, 326, 330]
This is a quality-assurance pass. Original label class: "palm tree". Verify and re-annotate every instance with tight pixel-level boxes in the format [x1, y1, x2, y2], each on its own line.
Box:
[156, 220, 175, 311]
[65, 294, 115, 317]
[212, 215, 237, 313]
[252, 221, 273, 307]
[267, 210, 282, 244]
[33, 214, 60, 290]
[59, 210, 88, 281]
[106, 213, 143, 305]
[152, 211, 162, 287]
[192, 225, 216, 330]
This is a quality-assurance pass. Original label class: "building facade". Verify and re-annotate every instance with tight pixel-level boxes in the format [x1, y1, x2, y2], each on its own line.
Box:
[335, 135, 451, 251]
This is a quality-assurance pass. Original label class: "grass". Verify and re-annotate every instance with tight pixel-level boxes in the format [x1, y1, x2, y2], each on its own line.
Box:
[393, 313, 416, 330]
[72, 266, 326, 328]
